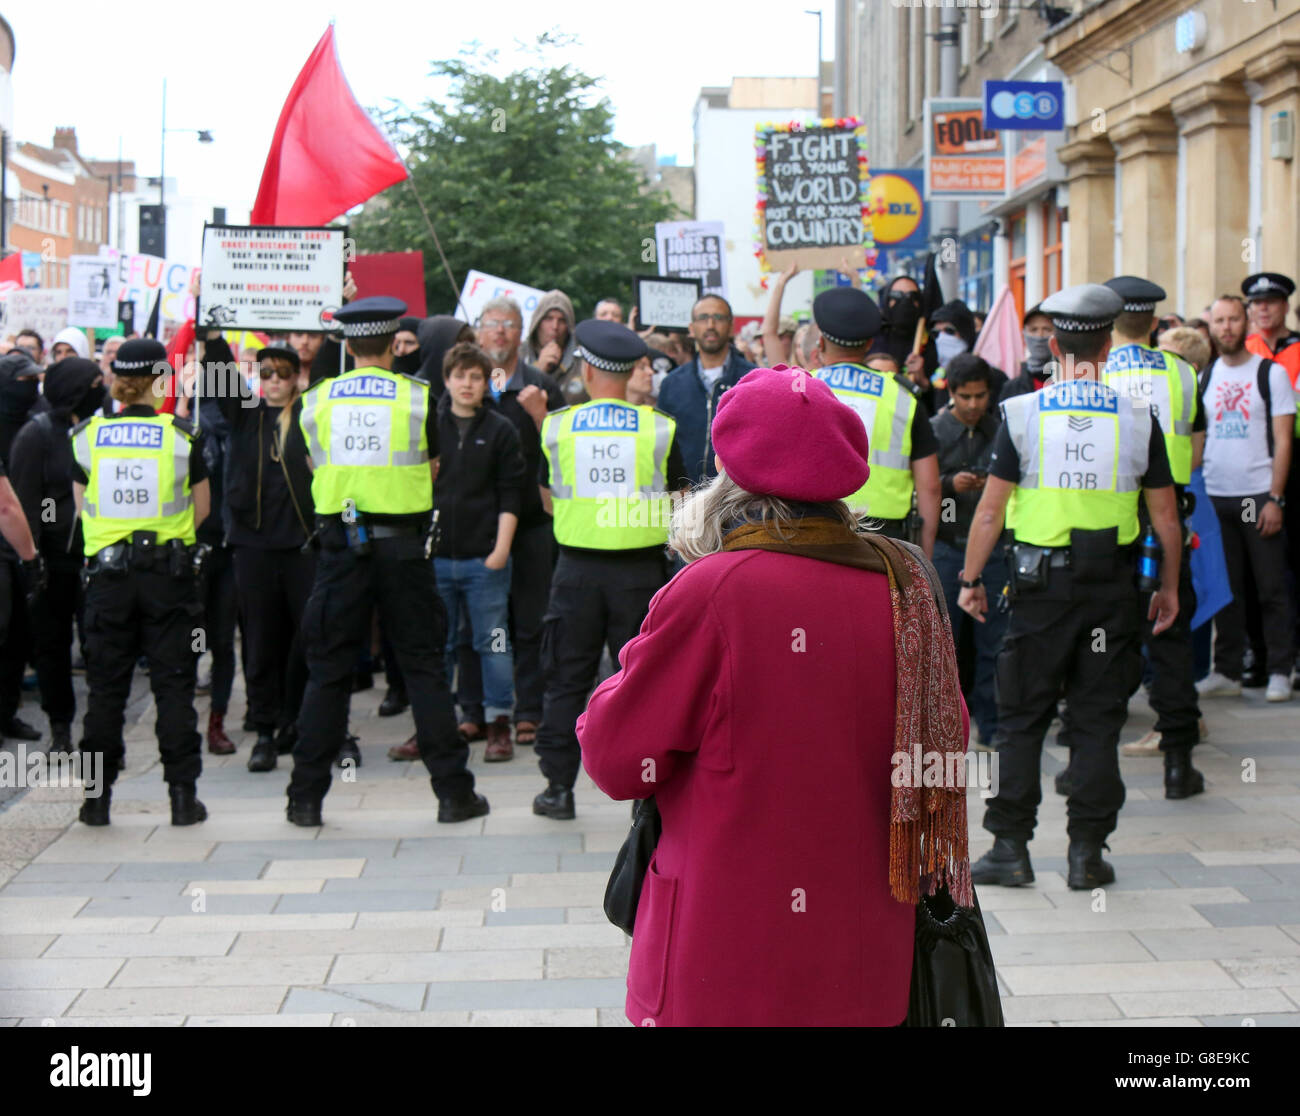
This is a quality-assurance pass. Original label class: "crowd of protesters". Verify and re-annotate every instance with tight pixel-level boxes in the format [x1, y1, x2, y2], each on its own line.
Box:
[0, 259, 1296, 808]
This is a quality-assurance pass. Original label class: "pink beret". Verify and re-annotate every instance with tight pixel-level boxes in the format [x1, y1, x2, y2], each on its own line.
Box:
[711, 365, 870, 502]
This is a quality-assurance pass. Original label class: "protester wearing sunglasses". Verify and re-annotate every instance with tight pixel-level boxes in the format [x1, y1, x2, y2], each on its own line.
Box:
[200, 337, 317, 772]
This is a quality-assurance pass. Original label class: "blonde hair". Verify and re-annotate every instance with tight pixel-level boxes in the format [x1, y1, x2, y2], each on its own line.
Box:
[668, 470, 862, 563]
[257, 356, 301, 450]
[1158, 326, 1210, 372]
[110, 375, 157, 408]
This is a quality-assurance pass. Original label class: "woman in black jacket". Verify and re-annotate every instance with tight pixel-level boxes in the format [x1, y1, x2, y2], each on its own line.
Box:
[204, 336, 316, 773]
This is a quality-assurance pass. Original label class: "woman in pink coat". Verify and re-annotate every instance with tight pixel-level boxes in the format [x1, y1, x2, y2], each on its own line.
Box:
[578, 365, 970, 1027]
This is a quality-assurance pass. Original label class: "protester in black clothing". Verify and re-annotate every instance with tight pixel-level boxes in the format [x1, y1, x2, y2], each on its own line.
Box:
[928, 301, 1006, 411]
[999, 303, 1055, 403]
[202, 337, 317, 772]
[0, 349, 41, 464]
[869, 275, 938, 388]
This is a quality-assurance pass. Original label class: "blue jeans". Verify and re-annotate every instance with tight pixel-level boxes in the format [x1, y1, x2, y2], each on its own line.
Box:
[932, 539, 1010, 744]
[434, 556, 514, 720]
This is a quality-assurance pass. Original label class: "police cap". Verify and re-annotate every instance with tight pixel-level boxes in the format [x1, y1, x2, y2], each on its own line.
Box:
[113, 338, 169, 377]
[1241, 272, 1295, 302]
[812, 287, 883, 348]
[333, 296, 408, 338]
[1104, 275, 1166, 314]
[574, 319, 647, 373]
[1038, 284, 1124, 333]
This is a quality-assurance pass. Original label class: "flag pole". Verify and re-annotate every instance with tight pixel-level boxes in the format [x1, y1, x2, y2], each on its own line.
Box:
[403, 173, 467, 318]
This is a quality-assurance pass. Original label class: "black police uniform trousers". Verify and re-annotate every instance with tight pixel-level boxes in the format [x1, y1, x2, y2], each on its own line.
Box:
[984, 563, 1142, 844]
[290, 534, 473, 805]
[234, 545, 315, 732]
[0, 555, 33, 726]
[1138, 541, 1201, 752]
[30, 554, 84, 728]
[534, 547, 669, 790]
[81, 561, 203, 787]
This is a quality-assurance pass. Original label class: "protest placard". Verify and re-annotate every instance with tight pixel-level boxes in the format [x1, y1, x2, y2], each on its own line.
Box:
[755, 118, 870, 275]
[655, 221, 728, 301]
[634, 275, 701, 332]
[0, 289, 70, 340]
[68, 255, 119, 329]
[454, 269, 546, 326]
[99, 246, 200, 329]
[199, 225, 347, 332]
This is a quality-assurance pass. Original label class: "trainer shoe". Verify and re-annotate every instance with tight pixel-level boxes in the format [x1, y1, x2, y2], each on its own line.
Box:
[1195, 672, 1241, 698]
[1121, 728, 1162, 757]
[1266, 674, 1293, 702]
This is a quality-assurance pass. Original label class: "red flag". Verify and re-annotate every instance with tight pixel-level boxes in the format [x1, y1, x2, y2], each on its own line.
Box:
[250, 25, 408, 226]
[0, 253, 24, 295]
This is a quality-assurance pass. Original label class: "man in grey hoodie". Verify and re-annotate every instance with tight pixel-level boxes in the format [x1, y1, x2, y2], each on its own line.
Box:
[521, 290, 585, 406]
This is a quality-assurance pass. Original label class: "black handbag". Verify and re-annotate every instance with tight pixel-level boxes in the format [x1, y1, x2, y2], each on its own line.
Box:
[603, 796, 661, 934]
[904, 883, 1005, 1026]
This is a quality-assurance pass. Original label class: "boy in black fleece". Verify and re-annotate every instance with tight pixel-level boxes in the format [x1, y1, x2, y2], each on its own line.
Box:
[430, 343, 527, 763]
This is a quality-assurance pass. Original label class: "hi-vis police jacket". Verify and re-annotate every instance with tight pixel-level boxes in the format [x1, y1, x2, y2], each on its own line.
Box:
[71, 413, 197, 555]
[299, 367, 432, 516]
[541, 399, 677, 550]
[1103, 342, 1198, 486]
[1001, 378, 1154, 549]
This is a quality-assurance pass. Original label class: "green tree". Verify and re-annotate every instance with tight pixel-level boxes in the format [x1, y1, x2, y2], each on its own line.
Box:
[353, 35, 682, 319]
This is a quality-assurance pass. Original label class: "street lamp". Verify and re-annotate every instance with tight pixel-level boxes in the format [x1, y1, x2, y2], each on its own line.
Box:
[158, 78, 214, 208]
[805, 9, 822, 113]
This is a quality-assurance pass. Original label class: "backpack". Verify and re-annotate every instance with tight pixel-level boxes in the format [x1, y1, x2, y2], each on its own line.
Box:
[1198, 356, 1275, 457]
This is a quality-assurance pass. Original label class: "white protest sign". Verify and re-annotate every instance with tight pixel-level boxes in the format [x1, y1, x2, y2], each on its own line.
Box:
[635, 276, 701, 332]
[68, 255, 118, 329]
[0, 289, 70, 341]
[454, 269, 546, 326]
[656, 220, 728, 301]
[200, 225, 346, 332]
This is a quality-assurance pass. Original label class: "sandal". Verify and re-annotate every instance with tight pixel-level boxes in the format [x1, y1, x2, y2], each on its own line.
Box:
[457, 721, 486, 743]
[514, 720, 538, 746]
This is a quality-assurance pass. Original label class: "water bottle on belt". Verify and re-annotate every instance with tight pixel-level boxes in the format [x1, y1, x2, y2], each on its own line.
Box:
[1138, 525, 1161, 593]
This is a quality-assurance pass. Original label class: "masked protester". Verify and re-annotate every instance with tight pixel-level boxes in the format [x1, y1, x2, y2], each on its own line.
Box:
[0, 349, 42, 464]
[6, 358, 104, 752]
[928, 301, 1002, 411]
[999, 304, 1057, 403]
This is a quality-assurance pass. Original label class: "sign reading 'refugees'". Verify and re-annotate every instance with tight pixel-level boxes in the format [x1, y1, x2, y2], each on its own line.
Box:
[199, 225, 346, 333]
[762, 126, 863, 262]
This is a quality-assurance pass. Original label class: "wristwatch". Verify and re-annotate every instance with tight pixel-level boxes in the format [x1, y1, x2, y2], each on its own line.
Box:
[958, 573, 983, 589]
[1267, 493, 1286, 508]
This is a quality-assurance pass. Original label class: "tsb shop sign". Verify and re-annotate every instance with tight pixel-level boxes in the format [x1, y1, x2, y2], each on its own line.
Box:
[983, 81, 1065, 132]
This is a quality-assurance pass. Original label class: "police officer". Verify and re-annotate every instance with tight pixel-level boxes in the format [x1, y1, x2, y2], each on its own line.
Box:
[1103, 276, 1205, 798]
[69, 338, 211, 827]
[957, 285, 1183, 889]
[811, 288, 941, 557]
[289, 297, 487, 826]
[533, 320, 688, 819]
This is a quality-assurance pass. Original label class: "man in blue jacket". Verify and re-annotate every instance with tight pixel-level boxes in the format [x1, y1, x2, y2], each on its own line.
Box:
[655, 295, 756, 485]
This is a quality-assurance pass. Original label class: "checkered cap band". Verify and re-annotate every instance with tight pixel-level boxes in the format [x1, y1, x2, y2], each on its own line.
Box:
[342, 317, 401, 338]
[820, 328, 866, 347]
[1121, 301, 1156, 313]
[578, 345, 635, 373]
[113, 358, 161, 372]
[1052, 315, 1114, 332]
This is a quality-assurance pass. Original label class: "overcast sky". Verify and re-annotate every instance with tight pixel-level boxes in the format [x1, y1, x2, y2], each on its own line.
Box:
[9, 0, 830, 224]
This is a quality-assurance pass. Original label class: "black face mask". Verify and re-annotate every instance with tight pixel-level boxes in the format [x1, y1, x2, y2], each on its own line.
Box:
[392, 350, 422, 376]
[884, 290, 922, 330]
[0, 375, 39, 421]
[75, 384, 107, 420]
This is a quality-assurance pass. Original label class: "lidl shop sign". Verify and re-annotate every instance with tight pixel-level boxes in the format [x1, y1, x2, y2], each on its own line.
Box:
[983, 80, 1065, 132]
[865, 170, 928, 253]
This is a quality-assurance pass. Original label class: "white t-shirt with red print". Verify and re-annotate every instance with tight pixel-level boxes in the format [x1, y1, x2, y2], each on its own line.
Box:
[1201, 353, 1297, 497]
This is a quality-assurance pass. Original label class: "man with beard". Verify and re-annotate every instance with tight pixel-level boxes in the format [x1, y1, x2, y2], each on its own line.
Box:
[656, 295, 756, 485]
[522, 291, 582, 404]
[7, 357, 106, 753]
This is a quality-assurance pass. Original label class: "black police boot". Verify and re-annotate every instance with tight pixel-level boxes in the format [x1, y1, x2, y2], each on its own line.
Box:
[438, 792, 490, 824]
[275, 723, 297, 755]
[246, 733, 278, 773]
[1054, 768, 1073, 797]
[970, 836, 1034, 886]
[78, 786, 112, 827]
[1, 715, 42, 741]
[532, 783, 576, 820]
[1067, 839, 1115, 889]
[337, 734, 362, 769]
[49, 723, 73, 754]
[286, 796, 323, 827]
[1163, 744, 1205, 800]
[378, 688, 409, 717]
[169, 783, 208, 826]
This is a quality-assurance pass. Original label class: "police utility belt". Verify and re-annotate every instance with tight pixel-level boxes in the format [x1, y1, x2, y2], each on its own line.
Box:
[1008, 527, 1136, 594]
[312, 512, 436, 558]
[87, 532, 203, 579]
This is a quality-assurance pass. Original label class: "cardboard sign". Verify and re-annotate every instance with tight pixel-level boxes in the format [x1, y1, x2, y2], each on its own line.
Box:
[655, 221, 728, 301]
[0, 288, 69, 341]
[68, 255, 119, 329]
[454, 269, 546, 326]
[756, 119, 869, 271]
[199, 225, 347, 332]
[634, 275, 701, 332]
[925, 98, 1006, 200]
